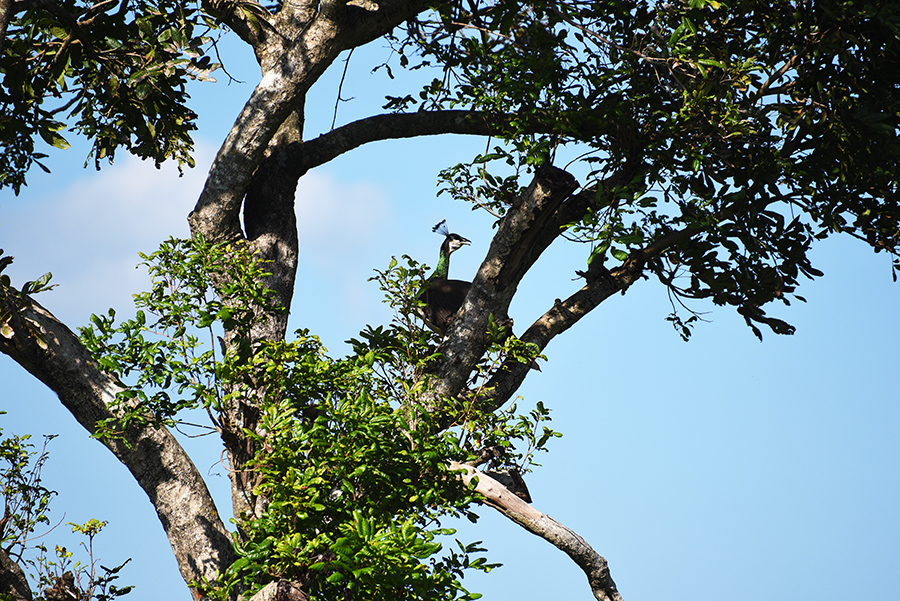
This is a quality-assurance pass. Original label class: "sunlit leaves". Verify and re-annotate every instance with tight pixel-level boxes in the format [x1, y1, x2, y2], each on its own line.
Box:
[79, 237, 554, 600]
[0, 0, 222, 192]
[389, 0, 900, 338]
[80, 236, 281, 433]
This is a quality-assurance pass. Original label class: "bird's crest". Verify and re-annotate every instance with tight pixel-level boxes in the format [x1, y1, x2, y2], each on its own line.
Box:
[432, 219, 449, 237]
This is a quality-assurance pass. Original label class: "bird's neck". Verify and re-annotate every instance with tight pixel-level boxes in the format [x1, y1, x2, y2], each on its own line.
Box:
[431, 245, 451, 279]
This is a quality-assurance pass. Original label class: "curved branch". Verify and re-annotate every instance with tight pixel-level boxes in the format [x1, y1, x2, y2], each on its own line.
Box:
[189, 0, 433, 243]
[449, 462, 623, 601]
[291, 108, 617, 176]
[0, 294, 234, 590]
[294, 110, 496, 174]
[422, 166, 580, 409]
[478, 224, 704, 412]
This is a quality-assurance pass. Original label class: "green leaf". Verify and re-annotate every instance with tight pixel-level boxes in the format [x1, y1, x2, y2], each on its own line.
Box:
[38, 129, 70, 150]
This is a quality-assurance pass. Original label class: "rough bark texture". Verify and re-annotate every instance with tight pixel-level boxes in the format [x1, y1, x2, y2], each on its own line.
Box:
[0, 548, 32, 601]
[189, 0, 431, 244]
[248, 579, 309, 601]
[450, 462, 623, 601]
[0, 296, 234, 591]
[1, 1, 649, 596]
[423, 165, 581, 409]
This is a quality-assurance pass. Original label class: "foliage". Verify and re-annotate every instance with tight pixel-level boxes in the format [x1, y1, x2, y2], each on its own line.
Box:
[0, 421, 55, 563]
[0, 422, 131, 601]
[395, 0, 900, 338]
[82, 237, 558, 600]
[211, 396, 489, 601]
[0, 0, 221, 193]
[80, 235, 282, 436]
[33, 520, 133, 601]
[0, 250, 56, 348]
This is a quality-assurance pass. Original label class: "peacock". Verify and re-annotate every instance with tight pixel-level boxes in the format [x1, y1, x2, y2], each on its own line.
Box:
[417, 220, 541, 371]
[418, 220, 471, 334]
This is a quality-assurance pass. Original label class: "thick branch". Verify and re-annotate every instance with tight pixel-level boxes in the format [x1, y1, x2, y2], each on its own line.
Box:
[478, 224, 704, 411]
[189, 0, 430, 243]
[449, 462, 623, 601]
[0, 295, 234, 591]
[422, 166, 580, 408]
[293, 111, 495, 174]
[0, 0, 13, 54]
[290, 109, 617, 177]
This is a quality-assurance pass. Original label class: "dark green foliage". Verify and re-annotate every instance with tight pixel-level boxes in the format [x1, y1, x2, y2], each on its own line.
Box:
[221, 395, 488, 601]
[396, 0, 900, 338]
[82, 238, 557, 600]
[0, 0, 220, 192]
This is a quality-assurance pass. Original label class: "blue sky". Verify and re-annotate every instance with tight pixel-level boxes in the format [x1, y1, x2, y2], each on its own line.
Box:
[1, 29, 899, 601]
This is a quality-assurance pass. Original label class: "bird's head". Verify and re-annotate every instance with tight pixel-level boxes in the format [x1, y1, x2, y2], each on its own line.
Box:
[433, 219, 471, 255]
[445, 232, 471, 254]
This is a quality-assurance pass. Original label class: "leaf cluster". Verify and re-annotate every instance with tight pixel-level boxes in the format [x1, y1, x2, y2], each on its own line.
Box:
[387, 0, 900, 339]
[0, 0, 222, 192]
[0, 423, 55, 563]
[80, 236, 282, 436]
[212, 393, 490, 601]
[0, 250, 56, 349]
[0, 421, 132, 601]
[80, 238, 557, 600]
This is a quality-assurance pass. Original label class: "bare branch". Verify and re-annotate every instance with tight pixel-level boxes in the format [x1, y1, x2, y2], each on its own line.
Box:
[295, 111, 495, 174]
[477, 224, 704, 412]
[450, 462, 623, 601]
[292, 108, 618, 176]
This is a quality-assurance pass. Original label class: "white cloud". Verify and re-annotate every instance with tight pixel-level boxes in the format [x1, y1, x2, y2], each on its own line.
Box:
[290, 170, 396, 349]
[1, 152, 396, 341]
[2, 145, 213, 324]
[294, 170, 392, 264]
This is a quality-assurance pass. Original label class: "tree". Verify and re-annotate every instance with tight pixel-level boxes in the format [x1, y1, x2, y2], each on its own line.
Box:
[1, 0, 899, 599]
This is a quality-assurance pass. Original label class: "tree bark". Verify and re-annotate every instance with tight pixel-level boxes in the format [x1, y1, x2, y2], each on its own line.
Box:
[0, 294, 234, 591]
[0, 548, 32, 601]
[421, 165, 580, 410]
[449, 462, 623, 601]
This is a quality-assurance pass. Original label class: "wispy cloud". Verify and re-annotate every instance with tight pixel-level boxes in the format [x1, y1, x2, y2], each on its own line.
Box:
[1, 146, 210, 325]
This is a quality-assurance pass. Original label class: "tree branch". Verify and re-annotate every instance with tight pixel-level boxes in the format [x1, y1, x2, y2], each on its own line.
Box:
[293, 110, 496, 174]
[0, 293, 234, 591]
[449, 462, 623, 601]
[0, 0, 14, 55]
[189, 0, 431, 243]
[477, 224, 704, 412]
[421, 165, 580, 410]
[0, 548, 32, 601]
[290, 108, 617, 177]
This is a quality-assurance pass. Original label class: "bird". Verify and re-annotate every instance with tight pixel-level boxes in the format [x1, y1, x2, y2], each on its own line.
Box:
[417, 220, 471, 334]
[417, 221, 541, 371]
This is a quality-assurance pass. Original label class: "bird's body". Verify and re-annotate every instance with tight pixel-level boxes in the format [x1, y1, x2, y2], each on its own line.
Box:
[419, 277, 470, 334]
